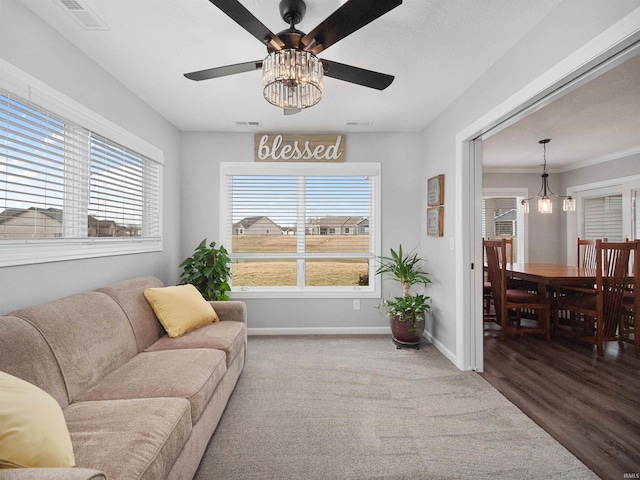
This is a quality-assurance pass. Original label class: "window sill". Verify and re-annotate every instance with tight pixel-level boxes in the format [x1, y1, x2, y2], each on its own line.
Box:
[0, 238, 162, 267]
[229, 287, 379, 299]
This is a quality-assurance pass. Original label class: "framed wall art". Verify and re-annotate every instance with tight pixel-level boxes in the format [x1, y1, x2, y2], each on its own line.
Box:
[427, 174, 444, 206]
[427, 207, 444, 237]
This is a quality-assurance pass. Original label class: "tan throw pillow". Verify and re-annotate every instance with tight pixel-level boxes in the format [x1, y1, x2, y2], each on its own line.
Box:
[144, 284, 219, 338]
[0, 371, 75, 469]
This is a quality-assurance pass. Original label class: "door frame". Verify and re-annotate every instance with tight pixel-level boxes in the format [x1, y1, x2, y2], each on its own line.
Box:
[455, 10, 640, 371]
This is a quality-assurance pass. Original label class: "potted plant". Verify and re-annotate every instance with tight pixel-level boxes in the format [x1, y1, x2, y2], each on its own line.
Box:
[375, 245, 431, 348]
[179, 239, 231, 301]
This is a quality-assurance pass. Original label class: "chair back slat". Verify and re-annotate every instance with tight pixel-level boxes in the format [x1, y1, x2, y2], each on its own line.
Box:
[596, 240, 633, 338]
[578, 237, 607, 269]
[488, 237, 513, 264]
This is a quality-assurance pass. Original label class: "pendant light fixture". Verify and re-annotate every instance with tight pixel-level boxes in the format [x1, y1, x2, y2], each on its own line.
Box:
[519, 139, 575, 214]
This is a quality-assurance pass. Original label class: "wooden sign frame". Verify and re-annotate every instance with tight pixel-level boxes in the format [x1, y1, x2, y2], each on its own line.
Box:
[427, 207, 444, 237]
[427, 174, 445, 206]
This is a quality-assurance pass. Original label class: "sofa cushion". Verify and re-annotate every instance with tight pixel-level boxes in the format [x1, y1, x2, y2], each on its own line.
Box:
[65, 398, 191, 480]
[146, 320, 246, 368]
[97, 276, 166, 352]
[144, 284, 220, 338]
[0, 371, 75, 469]
[10, 292, 137, 403]
[0, 315, 69, 407]
[76, 349, 226, 423]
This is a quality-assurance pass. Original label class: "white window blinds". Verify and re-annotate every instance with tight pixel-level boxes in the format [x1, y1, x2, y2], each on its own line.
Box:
[583, 194, 623, 241]
[481, 196, 524, 262]
[1, 90, 160, 242]
[221, 162, 380, 297]
[89, 134, 160, 238]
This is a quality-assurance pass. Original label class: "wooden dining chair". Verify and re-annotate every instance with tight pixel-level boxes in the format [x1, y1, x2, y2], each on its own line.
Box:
[620, 239, 639, 355]
[491, 237, 514, 263]
[482, 237, 513, 322]
[556, 238, 604, 332]
[555, 240, 639, 356]
[577, 237, 607, 269]
[484, 239, 551, 340]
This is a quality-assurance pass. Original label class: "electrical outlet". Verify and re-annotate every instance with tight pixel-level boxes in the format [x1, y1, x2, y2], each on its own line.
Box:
[353, 299, 361, 310]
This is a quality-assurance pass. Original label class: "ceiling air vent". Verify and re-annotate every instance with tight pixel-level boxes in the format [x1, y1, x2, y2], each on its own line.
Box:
[57, 0, 109, 30]
[235, 121, 262, 127]
[346, 121, 372, 127]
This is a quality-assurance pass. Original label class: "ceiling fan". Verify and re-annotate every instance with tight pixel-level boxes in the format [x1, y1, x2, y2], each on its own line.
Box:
[184, 0, 402, 114]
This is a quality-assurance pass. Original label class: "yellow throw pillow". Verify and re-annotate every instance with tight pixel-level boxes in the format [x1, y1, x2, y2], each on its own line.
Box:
[0, 371, 75, 469]
[144, 284, 219, 338]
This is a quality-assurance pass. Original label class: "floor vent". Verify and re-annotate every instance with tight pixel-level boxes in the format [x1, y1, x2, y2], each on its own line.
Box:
[58, 0, 109, 30]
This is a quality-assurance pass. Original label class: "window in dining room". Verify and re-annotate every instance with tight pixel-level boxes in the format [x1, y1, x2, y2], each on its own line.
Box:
[582, 194, 623, 241]
[481, 195, 525, 262]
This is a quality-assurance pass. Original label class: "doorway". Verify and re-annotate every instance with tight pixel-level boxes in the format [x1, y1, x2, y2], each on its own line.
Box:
[457, 24, 640, 372]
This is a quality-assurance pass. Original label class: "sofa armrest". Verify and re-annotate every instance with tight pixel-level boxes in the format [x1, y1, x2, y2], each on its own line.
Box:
[209, 301, 246, 324]
[0, 468, 106, 480]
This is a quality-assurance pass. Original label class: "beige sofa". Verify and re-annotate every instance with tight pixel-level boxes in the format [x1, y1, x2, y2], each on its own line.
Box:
[0, 276, 247, 480]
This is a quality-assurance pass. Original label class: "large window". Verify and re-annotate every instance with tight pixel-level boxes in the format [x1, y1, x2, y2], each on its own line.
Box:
[582, 194, 623, 241]
[567, 175, 640, 263]
[481, 190, 527, 263]
[0, 64, 163, 267]
[220, 162, 380, 298]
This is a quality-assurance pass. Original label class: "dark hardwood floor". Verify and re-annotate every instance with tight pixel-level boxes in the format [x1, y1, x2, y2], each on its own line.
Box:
[480, 324, 640, 480]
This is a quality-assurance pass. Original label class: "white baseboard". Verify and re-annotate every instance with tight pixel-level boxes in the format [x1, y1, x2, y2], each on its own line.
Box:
[423, 329, 458, 366]
[248, 327, 390, 336]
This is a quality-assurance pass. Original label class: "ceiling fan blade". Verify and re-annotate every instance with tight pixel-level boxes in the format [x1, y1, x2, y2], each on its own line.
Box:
[321, 59, 394, 90]
[301, 0, 402, 55]
[208, 0, 284, 50]
[184, 60, 263, 81]
[284, 108, 301, 116]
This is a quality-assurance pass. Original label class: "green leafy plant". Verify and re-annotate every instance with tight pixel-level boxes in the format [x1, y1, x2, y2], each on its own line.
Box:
[179, 239, 231, 301]
[375, 245, 431, 331]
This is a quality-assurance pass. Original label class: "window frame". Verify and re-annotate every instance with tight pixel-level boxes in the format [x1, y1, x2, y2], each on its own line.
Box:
[482, 188, 528, 263]
[0, 60, 163, 267]
[566, 173, 640, 264]
[220, 161, 381, 299]
[578, 186, 623, 241]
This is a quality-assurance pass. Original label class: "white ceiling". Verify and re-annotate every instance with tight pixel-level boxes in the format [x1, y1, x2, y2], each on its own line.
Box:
[482, 51, 640, 171]
[18, 0, 640, 169]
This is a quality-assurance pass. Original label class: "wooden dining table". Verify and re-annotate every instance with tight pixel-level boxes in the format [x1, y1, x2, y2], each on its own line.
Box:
[506, 263, 596, 296]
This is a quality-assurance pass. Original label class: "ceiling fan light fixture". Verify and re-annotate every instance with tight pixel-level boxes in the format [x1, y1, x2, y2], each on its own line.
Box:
[262, 49, 323, 110]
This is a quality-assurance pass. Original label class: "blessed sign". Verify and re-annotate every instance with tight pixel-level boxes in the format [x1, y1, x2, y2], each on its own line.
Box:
[254, 134, 345, 162]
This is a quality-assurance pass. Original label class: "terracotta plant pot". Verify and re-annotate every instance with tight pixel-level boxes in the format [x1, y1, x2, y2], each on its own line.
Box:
[390, 312, 425, 346]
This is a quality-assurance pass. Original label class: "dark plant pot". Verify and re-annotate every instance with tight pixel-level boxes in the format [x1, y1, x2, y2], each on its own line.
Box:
[390, 313, 425, 346]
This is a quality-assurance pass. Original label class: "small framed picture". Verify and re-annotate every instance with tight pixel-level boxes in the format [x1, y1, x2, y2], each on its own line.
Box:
[427, 174, 444, 206]
[427, 207, 444, 237]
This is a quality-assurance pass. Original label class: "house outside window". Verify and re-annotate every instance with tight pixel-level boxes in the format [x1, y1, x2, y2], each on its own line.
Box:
[0, 66, 163, 267]
[220, 162, 381, 298]
[481, 193, 526, 263]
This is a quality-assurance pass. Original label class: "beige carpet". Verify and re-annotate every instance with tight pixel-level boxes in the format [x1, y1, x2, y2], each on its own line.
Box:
[195, 335, 597, 480]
